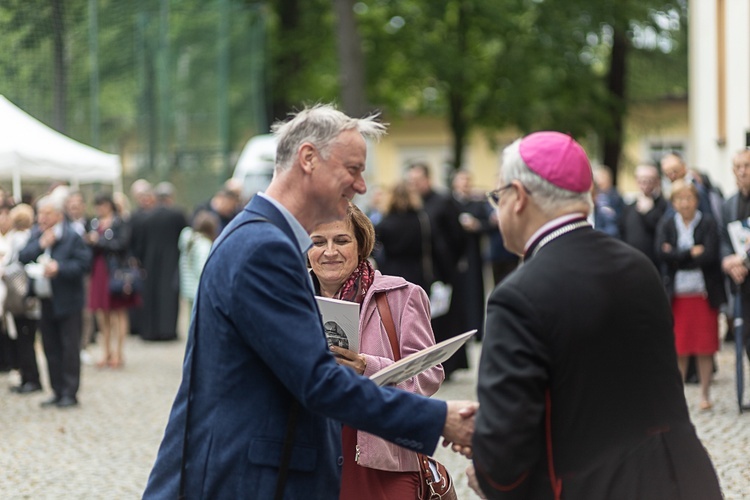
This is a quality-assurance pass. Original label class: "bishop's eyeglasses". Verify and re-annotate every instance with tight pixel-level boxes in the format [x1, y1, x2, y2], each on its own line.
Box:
[486, 183, 531, 209]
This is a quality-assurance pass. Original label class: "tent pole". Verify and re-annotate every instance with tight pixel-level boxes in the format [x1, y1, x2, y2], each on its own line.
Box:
[115, 172, 123, 194]
[12, 166, 21, 203]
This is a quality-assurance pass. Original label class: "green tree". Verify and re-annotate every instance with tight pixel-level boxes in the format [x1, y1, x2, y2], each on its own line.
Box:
[349, 0, 687, 178]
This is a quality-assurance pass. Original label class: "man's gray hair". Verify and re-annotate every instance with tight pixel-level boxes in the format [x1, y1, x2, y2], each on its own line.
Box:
[271, 104, 387, 173]
[501, 139, 593, 215]
[36, 194, 64, 213]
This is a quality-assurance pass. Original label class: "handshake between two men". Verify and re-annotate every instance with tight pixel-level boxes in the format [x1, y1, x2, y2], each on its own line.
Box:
[442, 401, 488, 499]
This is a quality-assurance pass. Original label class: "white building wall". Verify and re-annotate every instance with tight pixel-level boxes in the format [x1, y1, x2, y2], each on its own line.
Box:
[724, 0, 750, 188]
[690, 1, 750, 196]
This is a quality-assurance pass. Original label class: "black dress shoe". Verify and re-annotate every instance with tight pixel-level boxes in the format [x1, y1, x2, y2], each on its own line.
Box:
[56, 396, 78, 408]
[10, 382, 42, 394]
[40, 395, 61, 408]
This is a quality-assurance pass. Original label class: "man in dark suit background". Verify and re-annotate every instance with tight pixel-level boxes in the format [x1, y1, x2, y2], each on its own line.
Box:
[467, 132, 720, 499]
[407, 162, 468, 378]
[720, 148, 750, 366]
[661, 152, 718, 220]
[618, 163, 668, 267]
[126, 179, 155, 336]
[63, 189, 97, 363]
[137, 182, 187, 341]
[451, 169, 493, 341]
[144, 104, 476, 499]
[20, 194, 91, 408]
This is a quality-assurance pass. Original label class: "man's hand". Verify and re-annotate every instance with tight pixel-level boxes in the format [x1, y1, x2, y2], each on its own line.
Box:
[722, 254, 748, 285]
[39, 229, 57, 250]
[445, 441, 473, 458]
[635, 194, 654, 214]
[43, 259, 59, 278]
[466, 464, 487, 499]
[441, 400, 477, 448]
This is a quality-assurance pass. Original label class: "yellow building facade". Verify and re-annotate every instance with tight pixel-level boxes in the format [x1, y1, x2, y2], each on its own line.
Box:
[371, 97, 689, 198]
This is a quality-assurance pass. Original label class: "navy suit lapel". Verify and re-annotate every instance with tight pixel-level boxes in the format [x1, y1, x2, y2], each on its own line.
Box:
[207, 195, 298, 264]
[244, 196, 298, 247]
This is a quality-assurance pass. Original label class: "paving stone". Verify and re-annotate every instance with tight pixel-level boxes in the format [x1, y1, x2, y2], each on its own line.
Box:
[0, 325, 747, 498]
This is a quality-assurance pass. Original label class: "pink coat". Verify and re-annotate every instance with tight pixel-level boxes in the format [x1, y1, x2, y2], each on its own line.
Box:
[357, 271, 444, 471]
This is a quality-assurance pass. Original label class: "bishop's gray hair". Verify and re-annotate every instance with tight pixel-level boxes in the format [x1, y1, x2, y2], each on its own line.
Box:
[271, 104, 387, 173]
[501, 139, 593, 216]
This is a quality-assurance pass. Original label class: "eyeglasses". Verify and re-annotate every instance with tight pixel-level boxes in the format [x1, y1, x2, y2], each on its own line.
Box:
[486, 183, 531, 209]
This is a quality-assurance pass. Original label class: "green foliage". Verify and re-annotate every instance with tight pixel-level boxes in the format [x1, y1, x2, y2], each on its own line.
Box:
[0, 0, 267, 180]
[265, 0, 341, 119]
[0, 0, 688, 178]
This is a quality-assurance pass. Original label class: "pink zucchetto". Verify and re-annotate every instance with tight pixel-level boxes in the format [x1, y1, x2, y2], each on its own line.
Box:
[518, 131, 593, 193]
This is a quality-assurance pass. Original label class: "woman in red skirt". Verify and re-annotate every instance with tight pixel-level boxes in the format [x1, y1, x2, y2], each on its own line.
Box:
[656, 180, 726, 410]
[85, 194, 141, 368]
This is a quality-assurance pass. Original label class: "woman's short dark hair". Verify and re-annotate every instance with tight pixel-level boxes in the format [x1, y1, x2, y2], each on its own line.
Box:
[193, 210, 220, 241]
[346, 203, 375, 262]
[93, 193, 117, 214]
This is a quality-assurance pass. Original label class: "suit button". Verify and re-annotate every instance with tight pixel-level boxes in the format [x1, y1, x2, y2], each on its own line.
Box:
[337, 456, 344, 466]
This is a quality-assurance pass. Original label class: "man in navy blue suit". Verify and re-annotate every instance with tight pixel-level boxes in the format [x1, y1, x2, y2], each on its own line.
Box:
[144, 104, 476, 499]
[19, 194, 92, 408]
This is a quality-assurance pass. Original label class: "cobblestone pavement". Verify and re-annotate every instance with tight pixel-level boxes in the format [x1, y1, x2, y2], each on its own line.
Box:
[0, 327, 748, 498]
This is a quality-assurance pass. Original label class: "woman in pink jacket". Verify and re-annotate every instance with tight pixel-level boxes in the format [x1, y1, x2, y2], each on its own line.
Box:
[308, 202, 444, 499]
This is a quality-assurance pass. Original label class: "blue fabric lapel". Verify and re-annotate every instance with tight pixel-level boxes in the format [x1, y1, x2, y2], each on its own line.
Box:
[244, 195, 298, 247]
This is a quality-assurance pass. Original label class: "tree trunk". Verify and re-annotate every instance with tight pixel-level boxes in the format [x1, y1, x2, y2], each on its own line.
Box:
[51, 0, 66, 133]
[446, 0, 470, 177]
[270, 0, 302, 123]
[448, 88, 467, 177]
[602, 26, 628, 185]
[333, 0, 367, 117]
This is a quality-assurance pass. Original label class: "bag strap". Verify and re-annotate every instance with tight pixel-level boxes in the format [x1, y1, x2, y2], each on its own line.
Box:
[377, 292, 443, 496]
[375, 293, 400, 361]
[180, 217, 305, 500]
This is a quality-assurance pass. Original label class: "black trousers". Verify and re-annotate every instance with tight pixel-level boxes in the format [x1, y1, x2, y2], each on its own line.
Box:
[742, 293, 750, 363]
[40, 300, 82, 399]
[14, 315, 40, 386]
[0, 324, 15, 371]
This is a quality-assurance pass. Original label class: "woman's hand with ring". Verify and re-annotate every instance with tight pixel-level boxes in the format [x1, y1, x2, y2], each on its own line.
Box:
[330, 346, 366, 375]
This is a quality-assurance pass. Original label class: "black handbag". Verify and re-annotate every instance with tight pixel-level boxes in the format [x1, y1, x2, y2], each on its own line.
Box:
[108, 256, 145, 296]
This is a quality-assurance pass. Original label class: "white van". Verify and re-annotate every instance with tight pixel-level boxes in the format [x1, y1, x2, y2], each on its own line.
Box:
[232, 134, 278, 198]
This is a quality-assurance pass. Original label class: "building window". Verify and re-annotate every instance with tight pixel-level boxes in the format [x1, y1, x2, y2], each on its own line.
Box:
[648, 141, 686, 167]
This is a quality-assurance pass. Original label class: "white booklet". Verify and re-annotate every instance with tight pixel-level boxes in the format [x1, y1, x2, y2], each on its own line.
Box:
[315, 296, 360, 353]
[369, 330, 476, 387]
[728, 218, 750, 256]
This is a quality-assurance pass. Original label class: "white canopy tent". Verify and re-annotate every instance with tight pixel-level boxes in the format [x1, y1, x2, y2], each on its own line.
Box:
[0, 95, 122, 201]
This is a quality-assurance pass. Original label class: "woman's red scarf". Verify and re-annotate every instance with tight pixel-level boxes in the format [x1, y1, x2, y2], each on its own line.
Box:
[335, 259, 375, 306]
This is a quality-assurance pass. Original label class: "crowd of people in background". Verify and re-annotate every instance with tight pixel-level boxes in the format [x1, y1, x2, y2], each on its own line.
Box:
[2, 146, 750, 412]
[591, 150, 750, 411]
[368, 148, 750, 408]
[0, 178, 243, 408]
